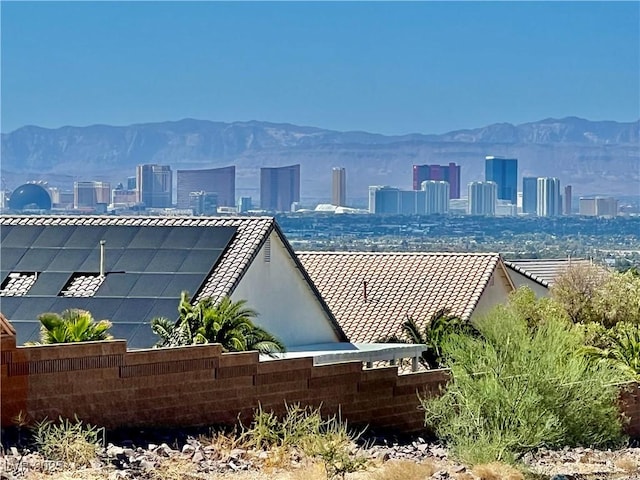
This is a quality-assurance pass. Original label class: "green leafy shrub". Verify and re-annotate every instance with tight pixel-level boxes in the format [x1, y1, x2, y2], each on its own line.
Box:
[422, 301, 627, 465]
[582, 321, 640, 379]
[32, 415, 104, 467]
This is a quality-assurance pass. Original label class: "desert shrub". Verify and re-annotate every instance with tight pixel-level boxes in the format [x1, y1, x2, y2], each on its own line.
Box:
[551, 263, 609, 324]
[594, 271, 640, 327]
[422, 304, 627, 465]
[32, 416, 104, 467]
[242, 403, 369, 479]
[508, 287, 569, 329]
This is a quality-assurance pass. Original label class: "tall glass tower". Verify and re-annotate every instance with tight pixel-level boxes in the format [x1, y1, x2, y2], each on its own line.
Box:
[485, 156, 517, 205]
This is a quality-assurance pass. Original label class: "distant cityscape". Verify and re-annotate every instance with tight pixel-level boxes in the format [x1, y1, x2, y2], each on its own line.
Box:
[1, 155, 631, 218]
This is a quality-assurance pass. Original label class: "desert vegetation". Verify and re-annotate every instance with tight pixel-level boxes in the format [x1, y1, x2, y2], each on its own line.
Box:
[150, 291, 285, 355]
[422, 264, 640, 466]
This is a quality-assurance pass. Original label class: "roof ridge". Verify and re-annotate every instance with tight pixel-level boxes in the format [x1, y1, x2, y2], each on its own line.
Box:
[297, 251, 501, 257]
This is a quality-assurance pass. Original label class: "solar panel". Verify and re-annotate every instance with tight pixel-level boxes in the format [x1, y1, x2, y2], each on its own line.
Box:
[112, 249, 157, 272]
[1, 222, 240, 347]
[8, 297, 58, 321]
[145, 250, 188, 273]
[94, 273, 139, 297]
[47, 249, 93, 271]
[1, 247, 27, 271]
[128, 274, 174, 297]
[11, 321, 41, 345]
[32, 226, 75, 247]
[99, 226, 139, 248]
[84, 298, 125, 319]
[65, 226, 108, 248]
[161, 274, 205, 298]
[14, 248, 58, 271]
[178, 250, 219, 273]
[193, 227, 237, 249]
[128, 227, 171, 248]
[1, 225, 44, 247]
[27, 272, 72, 296]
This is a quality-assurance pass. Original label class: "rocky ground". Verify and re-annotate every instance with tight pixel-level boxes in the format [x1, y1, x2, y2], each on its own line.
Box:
[2, 436, 640, 480]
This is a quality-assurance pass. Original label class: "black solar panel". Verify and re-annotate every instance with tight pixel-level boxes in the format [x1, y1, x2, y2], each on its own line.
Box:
[11, 321, 41, 345]
[32, 226, 75, 247]
[65, 226, 108, 248]
[0, 223, 238, 347]
[15, 248, 58, 271]
[2, 225, 44, 247]
[47, 249, 93, 271]
[1, 248, 27, 271]
[28, 272, 72, 296]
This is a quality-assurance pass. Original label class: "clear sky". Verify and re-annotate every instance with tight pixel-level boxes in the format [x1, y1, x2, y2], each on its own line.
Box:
[1, 1, 638, 135]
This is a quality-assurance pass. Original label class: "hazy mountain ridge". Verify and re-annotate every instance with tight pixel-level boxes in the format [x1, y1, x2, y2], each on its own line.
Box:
[1, 117, 639, 200]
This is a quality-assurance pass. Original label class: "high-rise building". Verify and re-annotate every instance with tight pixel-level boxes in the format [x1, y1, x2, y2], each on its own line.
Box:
[237, 196, 253, 214]
[421, 181, 450, 214]
[485, 156, 517, 205]
[412, 163, 461, 199]
[74, 181, 111, 209]
[260, 164, 300, 212]
[127, 176, 137, 191]
[176, 166, 235, 208]
[563, 185, 572, 215]
[522, 177, 538, 214]
[189, 191, 218, 215]
[136, 164, 172, 208]
[332, 167, 347, 206]
[111, 189, 137, 206]
[536, 177, 561, 217]
[468, 181, 497, 216]
[579, 197, 619, 217]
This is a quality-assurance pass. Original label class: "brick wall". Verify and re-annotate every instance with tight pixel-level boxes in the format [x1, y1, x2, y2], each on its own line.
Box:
[0, 337, 447, 433]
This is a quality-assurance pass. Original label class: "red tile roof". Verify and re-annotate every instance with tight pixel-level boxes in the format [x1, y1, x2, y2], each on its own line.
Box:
[297, 252, 505, 342]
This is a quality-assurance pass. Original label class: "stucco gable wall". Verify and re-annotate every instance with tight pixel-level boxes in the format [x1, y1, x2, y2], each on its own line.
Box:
[470, 267, 514, 322]
[507, 269, 550, 297]
[231, 231, 341, 347]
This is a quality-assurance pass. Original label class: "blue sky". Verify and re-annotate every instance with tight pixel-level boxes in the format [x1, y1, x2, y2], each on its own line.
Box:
[1, 1, 638, 135]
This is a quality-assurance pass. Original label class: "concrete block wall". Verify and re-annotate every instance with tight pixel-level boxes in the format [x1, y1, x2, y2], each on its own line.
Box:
[0, 337, 447, 434]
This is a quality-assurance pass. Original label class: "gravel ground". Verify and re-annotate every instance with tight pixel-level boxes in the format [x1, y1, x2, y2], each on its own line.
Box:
[2, 436, 640, 480]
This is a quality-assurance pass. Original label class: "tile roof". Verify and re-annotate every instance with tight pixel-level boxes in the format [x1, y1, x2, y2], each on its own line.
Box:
[297, 252, 505, 343]
[61, 274, 106, 297]
[504, 258, 594, 287]
[0, 215, 273, 302]
[0, 272, 38, 297]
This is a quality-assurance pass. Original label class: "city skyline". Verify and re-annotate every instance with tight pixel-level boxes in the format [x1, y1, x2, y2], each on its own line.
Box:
[2, 2, 638, 135]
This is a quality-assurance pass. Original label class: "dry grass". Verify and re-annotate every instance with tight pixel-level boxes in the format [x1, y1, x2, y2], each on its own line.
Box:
[472, 462, 525, 480]
[22, 470, 110, 480]
[149, 456, 201, 480]
[614, 455, 640, 473]
[369, 459, 438, 480]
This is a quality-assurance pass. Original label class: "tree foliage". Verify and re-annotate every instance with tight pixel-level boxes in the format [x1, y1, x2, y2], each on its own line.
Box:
[151, 291, 285, 356]
[551, 265, 640, 327]
[378, 309, 476, 369]
[422, 295, 627, 465]
[33, 309, 113, 344]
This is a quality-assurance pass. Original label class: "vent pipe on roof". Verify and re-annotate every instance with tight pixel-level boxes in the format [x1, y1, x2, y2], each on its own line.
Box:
[99, 240, 106, 277]
[362, 280, 368, 303]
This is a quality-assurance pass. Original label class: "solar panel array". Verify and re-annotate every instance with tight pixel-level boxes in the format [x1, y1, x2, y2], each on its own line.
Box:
[0, 224, 237, 348]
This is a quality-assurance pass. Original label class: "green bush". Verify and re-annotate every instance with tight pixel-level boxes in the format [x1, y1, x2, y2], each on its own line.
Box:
[32, 415, 104, 467]
[422, 301, 627, 465]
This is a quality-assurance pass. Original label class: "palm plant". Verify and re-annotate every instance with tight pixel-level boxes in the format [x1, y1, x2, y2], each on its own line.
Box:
[151, 292, 285, 356]
[379, 308, 474, 369]
[34, 309, 113, 344]
[583, 322, 640, 380]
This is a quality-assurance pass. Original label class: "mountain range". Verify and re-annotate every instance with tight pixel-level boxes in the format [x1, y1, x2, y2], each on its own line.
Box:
[1, 117, 639, 203]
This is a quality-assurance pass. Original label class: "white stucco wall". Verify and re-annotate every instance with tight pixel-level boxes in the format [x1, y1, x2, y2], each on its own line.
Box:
[231, 231, 341, 347]
[506, 269, 550, 297]
[471, 266, 514, 321]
